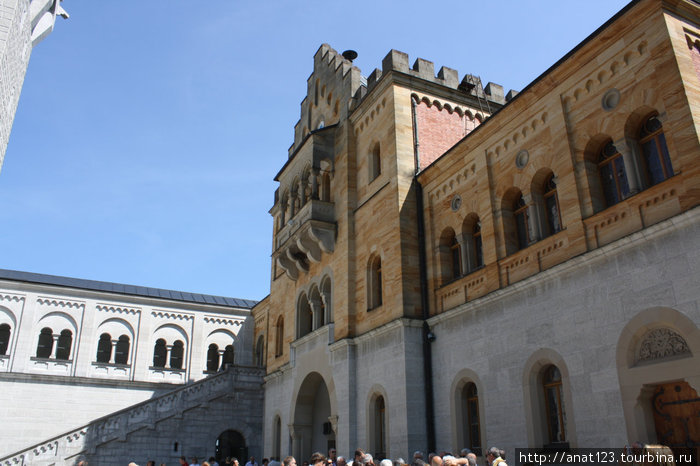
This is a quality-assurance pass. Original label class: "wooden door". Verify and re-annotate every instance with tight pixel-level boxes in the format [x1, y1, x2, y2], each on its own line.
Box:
[652, 381, 700, 465]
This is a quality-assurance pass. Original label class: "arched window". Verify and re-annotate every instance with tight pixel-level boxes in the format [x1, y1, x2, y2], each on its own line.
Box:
[222, 344, 234, 369]
[0, 323, 11, 356]
[639, 115, 673, 186]
[153, 338, 167, 368]
[275, 317, 284, 358]
[321, 172, 332, 202]
[115, 335, 130, 364]
[321, 277, 332, 324]
[461, 383, 482, 456]
[373, 395, 387, 460]
[370, 143, 381, 182]
[368, 255, 383, 310]
[543, 365, 567, 444]
[207, 344, 220, 372]
[255, 335, 265, 367]
[96, 333, 112, 363]
[461, 215, 483, 274]
[273, 415, 282, 461]
[472, 222, 483, 269]
[598, 141, 630, 207]
[514, 194, 531, 250]
[37, 327, 53, 358]
[543, 175, 562, 237]
[55, 329, 72, 360]
[170, 340, 184, 369]
[297, 294, 312, 338]
[439, 227, 461, 282]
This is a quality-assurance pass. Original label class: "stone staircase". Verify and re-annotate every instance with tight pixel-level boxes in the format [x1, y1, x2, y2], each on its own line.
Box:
[0, 366, 264, 466]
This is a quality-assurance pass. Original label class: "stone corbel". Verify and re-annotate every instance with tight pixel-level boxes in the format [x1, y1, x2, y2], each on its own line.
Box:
[277, 253, 298, 281]
[297, 232, 322, 262]
[286, 247, 309, 274]
[328, 415, 339, 435]
[309, 225, 335, 253]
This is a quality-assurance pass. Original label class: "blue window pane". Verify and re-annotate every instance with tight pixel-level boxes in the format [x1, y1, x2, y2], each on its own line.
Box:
[614, 157, 630, 198]
[600, 163, 619, 207]
[643, 140, 665, 185]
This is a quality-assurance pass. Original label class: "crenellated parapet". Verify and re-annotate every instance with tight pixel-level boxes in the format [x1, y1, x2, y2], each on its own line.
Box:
[351, 48, 516, 112]
[290, 44, 363, 157]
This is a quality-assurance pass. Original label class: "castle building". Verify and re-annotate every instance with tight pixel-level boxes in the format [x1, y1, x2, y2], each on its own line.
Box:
[1, 0, 700, 464]
[253, 0, 700, 461]
[0, 268, 262, 464]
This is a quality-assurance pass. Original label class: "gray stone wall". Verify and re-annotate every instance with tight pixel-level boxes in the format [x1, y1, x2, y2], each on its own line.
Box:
[0, 0, 31, 172]
[428, 207, 700, 458]
[84, 379, 264, 466]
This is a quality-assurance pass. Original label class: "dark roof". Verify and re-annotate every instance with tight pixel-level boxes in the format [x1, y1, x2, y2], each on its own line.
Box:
[0, 269, 258, 309]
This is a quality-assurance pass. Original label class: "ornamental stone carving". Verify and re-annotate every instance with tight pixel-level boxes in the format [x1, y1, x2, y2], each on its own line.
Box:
[637, 327, 691, 363]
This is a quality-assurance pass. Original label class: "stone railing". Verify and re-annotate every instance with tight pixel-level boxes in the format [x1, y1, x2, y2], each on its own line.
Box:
[0, 366, 264, 466]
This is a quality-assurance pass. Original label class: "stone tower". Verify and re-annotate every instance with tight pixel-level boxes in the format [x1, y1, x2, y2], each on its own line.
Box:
[0, 0, 67, 173]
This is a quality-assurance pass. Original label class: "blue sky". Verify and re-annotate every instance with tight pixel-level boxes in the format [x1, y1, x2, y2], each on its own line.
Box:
[0, 0, 631, 301]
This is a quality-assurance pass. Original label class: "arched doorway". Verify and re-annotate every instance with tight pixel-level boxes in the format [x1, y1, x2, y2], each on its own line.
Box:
[291, 372, 335, 461]
[616, 308, 700, 458]
[216, 430, 247, 462]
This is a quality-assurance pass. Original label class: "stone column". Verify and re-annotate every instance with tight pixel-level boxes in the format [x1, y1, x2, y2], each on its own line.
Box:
[309, 296, 323, 330]
[50, 334, 59, 359]
[321, 290, 331, 324]
[110, 339, 118, 364]
[218, 349, 226, 370]
[522, 193, 539, 244]
[280, 198, 287, 226]
[290, 188, 298, 218]
[617, 138, 641, 195]
[166, 345, 173, 369]
[457, 234, 470, 275]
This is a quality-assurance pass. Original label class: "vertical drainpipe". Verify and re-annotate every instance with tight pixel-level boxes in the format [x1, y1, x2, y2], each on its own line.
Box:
[412, 96, 436, 453]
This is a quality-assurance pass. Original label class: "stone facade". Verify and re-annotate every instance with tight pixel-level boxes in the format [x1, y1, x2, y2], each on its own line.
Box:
[254, 0, 700, 461]
[0, 0, 67, 172]
[0, 270, 260, 460]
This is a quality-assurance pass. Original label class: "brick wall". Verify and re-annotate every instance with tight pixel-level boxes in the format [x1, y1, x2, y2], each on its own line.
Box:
[415, 100, 476, 169]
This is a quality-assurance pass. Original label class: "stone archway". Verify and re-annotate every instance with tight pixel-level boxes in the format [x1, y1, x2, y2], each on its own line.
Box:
[290, 372, 335, 461]
[216, 430, 247, 463]
[616, 307, 700, 454]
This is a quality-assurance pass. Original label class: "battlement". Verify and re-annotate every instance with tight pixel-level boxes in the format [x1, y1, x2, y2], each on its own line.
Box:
[289, 45, 517, 158]
[352, 49, 516, 112]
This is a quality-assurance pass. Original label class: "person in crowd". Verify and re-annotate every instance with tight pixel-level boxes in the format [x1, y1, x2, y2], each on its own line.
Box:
[210, 457, 220, 466]
[283, 456, 297, 466]
[380, 459, 393, 466]
[180, 457, 190, 466]
[412, 452, 426, 466]
[337, 456, 347, 466]
[328, 449, 337, 466]
[485, 448, 506, 466]
[498, 451, 506, 462]
[146, 462, 155, 466]
[311, 453, 327, 466]
[191, 458, 202, 466]
[246, 457, 259, 466]
[354, 449, 366, 466]
[362, 453, 375, 466]
[466, 453, 477, 466]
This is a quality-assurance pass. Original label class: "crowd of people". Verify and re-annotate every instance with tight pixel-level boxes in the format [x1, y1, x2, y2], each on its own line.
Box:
[77, 442, 687, 466]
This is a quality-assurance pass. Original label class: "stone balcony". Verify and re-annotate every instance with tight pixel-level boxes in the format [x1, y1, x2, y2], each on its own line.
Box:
[274, 199, 336, 280]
